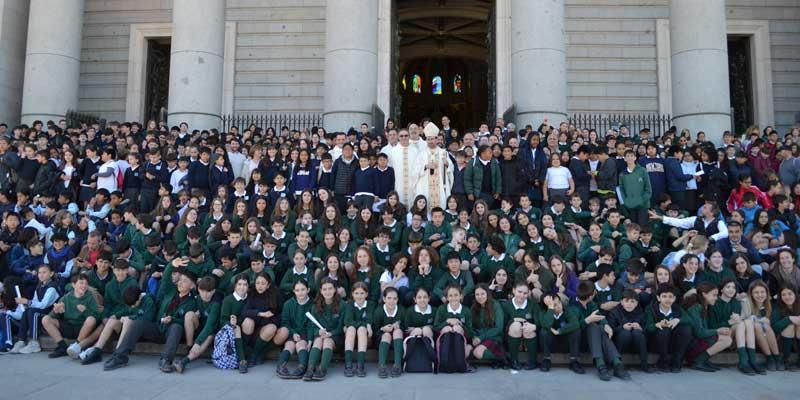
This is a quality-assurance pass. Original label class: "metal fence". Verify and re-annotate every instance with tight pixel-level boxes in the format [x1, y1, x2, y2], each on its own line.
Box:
[221, 113, 323, 133]
[65, 110, 105, 129]
[569, 113, 672, 138]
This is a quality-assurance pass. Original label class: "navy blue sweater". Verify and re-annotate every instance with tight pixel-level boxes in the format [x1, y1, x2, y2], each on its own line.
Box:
[353, 166, 378, 195]
[188, 161, 211, 192]
[374, 167, 395, 199]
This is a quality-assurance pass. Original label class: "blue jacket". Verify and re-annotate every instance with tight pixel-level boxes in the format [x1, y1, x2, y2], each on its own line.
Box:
[289, 163, 318, 194]
[209, 165, 234, 191]
[665, 157, 694, 192]
[10, 249, 44, 285]
[638, 156, 666, 197]
[518, 141, 548, 184]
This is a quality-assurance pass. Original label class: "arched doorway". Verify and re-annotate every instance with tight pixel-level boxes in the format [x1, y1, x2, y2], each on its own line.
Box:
[395, 0, 493, 131]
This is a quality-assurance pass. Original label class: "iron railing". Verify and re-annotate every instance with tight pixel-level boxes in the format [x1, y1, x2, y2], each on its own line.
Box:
[221, 113, 323, 133]
[569, 113, 672, 138]
[65, 110, 105, 129]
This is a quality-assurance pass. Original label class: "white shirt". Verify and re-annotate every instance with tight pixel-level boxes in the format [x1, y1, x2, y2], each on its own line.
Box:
[447, 303, 463, 314]
[97, 160, 119, 192]
[545, 166, 572, 189]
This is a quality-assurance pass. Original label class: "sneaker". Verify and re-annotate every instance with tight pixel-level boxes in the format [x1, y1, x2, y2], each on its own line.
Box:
[173, 357, 189, 374]
[19, 340, 41, 354]
[303, 367, 315, 381]
[509, 360, 521, 371]
[312, 368, 327, 381]
[238, 360, 248, 374]
[0, 343, 13, 354]
[540, 358, 552, 372]
[67, 343, 82, 360]
[276, 362, 289, 378]
[81, 348, 102, 365]
[569, 360, 585, 375]
[9, 341, 25, 354]
[597, 366, 611, 381]
[356, 364, 366, 377]
[378, 366, 388, 378]
[344, 363, 355, 377]
[288, 366, 306, 379]
[390, 366, 401, 377]
[48, 342, 68, 359]
[103, 354, 128, 371]
[613, 364, 631, 380]
[78, 349, 88, 361]
[161, 359, 175, 373]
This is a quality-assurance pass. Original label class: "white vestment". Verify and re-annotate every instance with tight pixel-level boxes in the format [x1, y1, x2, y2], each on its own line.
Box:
[388, 144, 426, 207]
[416, 146, 454, 209]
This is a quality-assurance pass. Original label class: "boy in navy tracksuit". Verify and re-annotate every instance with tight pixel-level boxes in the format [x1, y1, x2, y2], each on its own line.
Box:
[187, 147, 212, 197]
[317, 153, 335, 192]
[374, 153, 395, 206]
[352, 155, 378, 210]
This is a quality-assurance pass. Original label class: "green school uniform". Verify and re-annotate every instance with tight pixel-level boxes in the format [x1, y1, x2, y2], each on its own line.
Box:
[645, 304, 684, 333]
[400, 226, 424, 250]
[86, 269, 113, 296]
[577, 237, 614, 265]
[472, 300, 504, 343]
[103, 276, 139, 318]
[132, 228, 161, 256]
[271, 231, 294, 257]
[517, 206, 542, 221]
[423, 222, 452, 246]
[433, 303, 474, 335]
[573, 300, 608, 329]
[279, 265, 315, 297]
[496, 232, 522, 258]
[174, 224, 194, 252]
[156, 291, 198, 333]
[444, 210, 458, 225]
[502, 298, 541, 327]
[217, 266, 243, 294]
[523, 238, 547, 260]
[219, 293, 246, 326]
[593, 283, 621, 311]
[407, 268, 438, 296]
[343, 300, 375, 328]
[354, 267, 384, 303]
[187, 257, 214, 277]
[483, 253, 516, 282]
[195, 297, 222, 343]
[616, 238, 644, 267]
[370, 243, 393, 269]
[601, 222, 625, 245]
[433, 271, 475, 301]
[308, 300, 346, 338]
[565, 206, 592, 229]
[280, 297, 313, 338]
[287, 243, 315, 264]
[337, 242, 356, 264]
[271, 212, 297, 234]
[372, 304, 405, 330]
[709, 298, 742, 329]
[438, 243, 461, 269]
[703, 266, 736, 287]
[49, 290, 100, 327]
[514, 265, 555, 294]
[314, 221, 340, 245]
[539, 307, 580, 334]
[404, 304, 434, 329]
[543, 239, 576, 265]
[684, 304, 717, 339]
[770, 306, 795, 333]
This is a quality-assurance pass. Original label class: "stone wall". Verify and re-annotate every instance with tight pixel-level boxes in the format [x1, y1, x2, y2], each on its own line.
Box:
[0, 0, 29, 125]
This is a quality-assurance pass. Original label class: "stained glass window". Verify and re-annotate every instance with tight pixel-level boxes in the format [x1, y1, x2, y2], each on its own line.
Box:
[453, 74, 463, 93]
[412, 74, 422, 94]
[401, 75, 407, 91]
[432, 76, 442, 95]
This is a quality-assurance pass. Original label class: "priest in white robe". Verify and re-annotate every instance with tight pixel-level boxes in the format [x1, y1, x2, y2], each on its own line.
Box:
[388, 128, 426, 207]
[416, 123, 454, 209]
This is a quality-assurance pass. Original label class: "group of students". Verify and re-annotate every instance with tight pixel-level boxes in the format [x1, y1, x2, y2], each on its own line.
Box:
[1, 118, 800, 382]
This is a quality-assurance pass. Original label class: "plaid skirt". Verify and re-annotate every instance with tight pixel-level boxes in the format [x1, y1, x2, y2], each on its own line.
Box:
[686, 334, 718, 363]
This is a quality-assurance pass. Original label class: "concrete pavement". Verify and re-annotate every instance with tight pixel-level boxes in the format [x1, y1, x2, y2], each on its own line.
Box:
[0, 353, 794, 400]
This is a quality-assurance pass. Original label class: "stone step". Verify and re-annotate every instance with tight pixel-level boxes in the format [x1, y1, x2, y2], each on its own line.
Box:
[38, 337, 790, 366]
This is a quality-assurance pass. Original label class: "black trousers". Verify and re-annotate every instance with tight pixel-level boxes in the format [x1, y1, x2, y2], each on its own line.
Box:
[539, 328, 581, 358]
[160, 323, 185, 361]
[614, 328, 648, 364]
[649, 324, 692, 367]
[114, 320, 160, 357]
[139, 189, 158, 213]
[626, 206, 649, 226]
[581, 323, 620, 365]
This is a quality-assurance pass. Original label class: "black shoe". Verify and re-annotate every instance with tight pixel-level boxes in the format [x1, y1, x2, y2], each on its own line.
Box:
[103, 354, 128, 371]
[378, 366, 388, 378]
[640, 363, 653, 373]
[669, 365, 681, 373]
[597, 366, 612, 381]
[466, 364, 477, 373]
[706, 360, 721, 371]
[247, 354, 259, 367]
[344, 363, 355, 377]
[692, 361, 716, 372]
[276, 362, 289, 378]
[738, 363, 755, 376]
[313, 368, 327, 381]
[390, 366, 401, 377]
[238, 360, 248, 374]
[81, 348, 102, 365]
[540, 358, 552, 372]
[569, 360, 585, 375]
[161, 359, 174, 373]
[776, 357, 786, 371]
[303, 367, 315, 381]
[613, 364, 631, 380]
[766, 357, 777, 371]
[288, 366, 306, 379]
[356, 364, 366, 377]
[656, 361, 670, 373]
[750, 360, 766, 375]
[48, 343, 68, 359]
[524, 361, 537, 371]
[173, 357, 189, 374]
[510, 360, 522, 370]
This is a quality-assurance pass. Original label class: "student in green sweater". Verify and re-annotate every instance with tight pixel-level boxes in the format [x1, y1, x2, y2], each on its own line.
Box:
[350, 246, 384, 303]
[407, 246, 442, 306]
[370, 227, 393, 269]
[403, 287, 435, 341]
[683, 281, 733, 372]
[433, 284, 476, 372]
[304, 277, 345, 381]
[616, 223, 645, 269]
[208, 274, 249, 374]
[482, 236, 516, 283]
[495, 216, 523, 262]
[504, 282, 540, 370]
[103, 259, 140, 321]
[746, 280, 783, 372]
[379, 207, 403, 253]
[423, 208, 452, 250]
[373, 287, 404, 378]
[276, 279, 313, 379]
[470, 284, 505, 367]
[173, 276, 221, 373]
[618, 150, 652, 225]
[577, 222, 614, 267]
[343, 282, 375, 377]
[515, 252, 553, 301]
[712, 278, 760, 375]
[43, 274, 100, 359]
[433, 251, 475, 305]
[773, 285, 800, 371]
[539, 293, 581, 373]
[704, 249, 736, 287]
[279, 250, 315, 298]
[573, 281, 630, 381]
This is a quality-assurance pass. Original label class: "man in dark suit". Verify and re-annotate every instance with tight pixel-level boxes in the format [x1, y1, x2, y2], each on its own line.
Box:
[518, 133, 548, 208]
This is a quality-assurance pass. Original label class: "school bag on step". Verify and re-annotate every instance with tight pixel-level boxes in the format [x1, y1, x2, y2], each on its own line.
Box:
[436, 331, 468, 373]
[404, 335, 435, 373]
[212, 324, 239, 370]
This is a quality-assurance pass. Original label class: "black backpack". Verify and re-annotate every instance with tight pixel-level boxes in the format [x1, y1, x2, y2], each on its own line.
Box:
[403, 336, 435, 373]
[436, 331, 468, 373]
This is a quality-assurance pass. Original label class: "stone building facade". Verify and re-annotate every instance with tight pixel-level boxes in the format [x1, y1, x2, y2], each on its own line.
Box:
[0, 0, 798, 143]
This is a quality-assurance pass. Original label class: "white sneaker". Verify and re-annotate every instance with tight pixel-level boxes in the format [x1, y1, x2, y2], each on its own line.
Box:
[19, 340, 41, 354]
[10, 341, 25, 354]
[78, 348, 88, 360]
[67, 343, 82, 359]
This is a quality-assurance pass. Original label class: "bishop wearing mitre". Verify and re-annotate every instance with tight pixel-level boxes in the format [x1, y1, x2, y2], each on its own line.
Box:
[416, 122, 454, 209]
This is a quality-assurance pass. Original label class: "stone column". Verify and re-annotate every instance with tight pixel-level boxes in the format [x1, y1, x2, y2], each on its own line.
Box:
[670, 0, 731, 144]
[510, 0, 567, 128]
[323, 0, 378, 132]
[167, 0, 226, 130]
[20, 0, 85, 125]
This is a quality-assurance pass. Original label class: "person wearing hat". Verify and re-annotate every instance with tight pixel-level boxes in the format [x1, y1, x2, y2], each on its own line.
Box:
[416, 123, 454, 210]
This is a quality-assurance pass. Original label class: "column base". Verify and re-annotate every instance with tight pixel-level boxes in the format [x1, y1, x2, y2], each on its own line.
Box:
[515, 111, 569, 131]
[167, 112, 221, 131]
[323, 111, 372, 133]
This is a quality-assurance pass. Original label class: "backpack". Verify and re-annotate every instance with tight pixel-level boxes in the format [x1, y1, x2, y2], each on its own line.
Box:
[435, 331, 469, 373]
[403, 335, 435, 373]
[212, 324, 239, 370]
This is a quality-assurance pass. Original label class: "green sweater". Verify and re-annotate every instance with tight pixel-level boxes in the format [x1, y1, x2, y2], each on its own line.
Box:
[770, 307, 796, 334]
[502, 298, 541, 326]
[219, 294, 246, 326]
[577, 237, 613, 265]
[684, 304, 717, 339]
[472, 300, 504, 342]
[464, 157, 502, 197]
[103, 276, 139, 318]
[280, 297, 313, 337]
[424, 223, 452, 246]
[50, 291, 100, 326]
[482, 253, 516, 282]
[126, 294, 157, 322]
[279, 266, 315, 297]
[403, 305, 435, 328]
[539, 307, 580, 334]
[433, 271, 475, 301]
[703, 267, 736, 287]
[709, 297, 741, 329]
[514, 266, 554, 294]
[354, 267, 384, 303]
[372, 304, 405, 330]
[343, 300, 375, 328]
[156, 291, 198, 332]
[308, 300, 346, 338]
[618, 165, 652, 210]
[433, 303, 473, 335]
[195, 297, 221, 343]
[573, 300, 608, 329]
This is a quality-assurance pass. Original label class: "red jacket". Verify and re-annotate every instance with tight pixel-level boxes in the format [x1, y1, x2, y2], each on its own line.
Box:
[727, 186, 772, 212]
